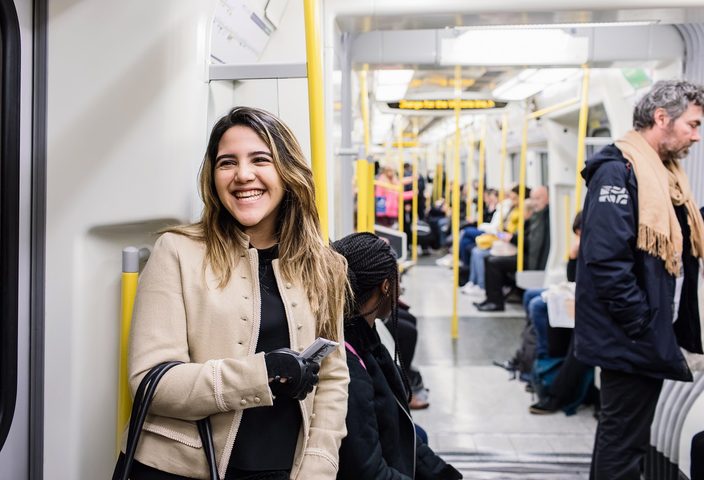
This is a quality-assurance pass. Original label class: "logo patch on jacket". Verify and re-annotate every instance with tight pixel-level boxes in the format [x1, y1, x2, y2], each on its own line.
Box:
[598, 186, 629, 205]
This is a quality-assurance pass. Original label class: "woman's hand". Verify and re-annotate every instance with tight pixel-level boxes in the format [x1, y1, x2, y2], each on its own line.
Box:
[265, 348, 320, 400]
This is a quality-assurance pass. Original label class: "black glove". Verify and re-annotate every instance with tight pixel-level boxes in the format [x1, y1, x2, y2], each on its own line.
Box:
[265, 348, 320, 401]
[439, 464, 462, 479]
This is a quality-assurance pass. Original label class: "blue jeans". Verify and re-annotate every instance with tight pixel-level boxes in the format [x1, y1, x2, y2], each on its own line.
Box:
[523, 288, 548, 358]
[469, 247, 491, 288]
[459, 227, 482, 265]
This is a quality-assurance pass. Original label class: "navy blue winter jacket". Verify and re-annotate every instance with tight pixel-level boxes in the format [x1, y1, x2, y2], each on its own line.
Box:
[574, 144, 701, 381]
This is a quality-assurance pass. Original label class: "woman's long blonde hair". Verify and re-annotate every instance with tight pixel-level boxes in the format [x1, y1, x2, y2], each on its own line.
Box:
[168, 107, 347, 340]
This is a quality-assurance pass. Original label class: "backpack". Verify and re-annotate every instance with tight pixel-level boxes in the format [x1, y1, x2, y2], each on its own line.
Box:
[531, 356, 564, 401]
[512, 321, 537, 382]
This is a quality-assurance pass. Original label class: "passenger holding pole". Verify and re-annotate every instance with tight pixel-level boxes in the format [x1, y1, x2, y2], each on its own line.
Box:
[575, 81, 704, 479]
[125, 107, 349, 479]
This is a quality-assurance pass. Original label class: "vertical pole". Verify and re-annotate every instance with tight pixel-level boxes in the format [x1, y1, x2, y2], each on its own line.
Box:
[359, 68, 371, 158]
[444, 138, 451, 208]
[517, 116, 529, 272]
[477, 119, 487, 225]
[498, 113, 509, 230]
[356, 160, 368, 232]
[575, 66, 591, 214]
[369, 162, 375, 230]
[564, 194, 571, 261]
[411, 118, 419, 262]
[118, 248, 139, 452]
[466, 130, 475, 222]
[397, 120, 405, 234]
[303, 0, 329, 240]
[451, 65, 462, 340]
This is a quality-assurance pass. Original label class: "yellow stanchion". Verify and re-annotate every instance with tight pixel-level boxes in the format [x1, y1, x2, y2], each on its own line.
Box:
[444, 138, 451, 208]
[498, 114, 509, 230]
[117, 250, 139, 453]
[397, 121, 405, 234]
[303, 0, 329, 241]
[564, 194, 572, 261]
[359, 68, 371, 157]
[465, 130, 475, 223]
[575, 66, 591, 214]
[412, 151, 419, 262]
[451, 65, 462, 340]
[368, 164, 375, 231]
[356, 160, 369, 232]
[477, 120, 487, 225]
[517, 116, 529, 273]
[437, 162, 444, 205]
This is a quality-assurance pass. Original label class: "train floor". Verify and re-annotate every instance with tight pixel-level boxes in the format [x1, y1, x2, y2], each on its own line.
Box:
[403, 263, 597, 479]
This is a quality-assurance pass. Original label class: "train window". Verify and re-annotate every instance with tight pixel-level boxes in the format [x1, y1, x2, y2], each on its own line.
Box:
[0, 0, 21, 451]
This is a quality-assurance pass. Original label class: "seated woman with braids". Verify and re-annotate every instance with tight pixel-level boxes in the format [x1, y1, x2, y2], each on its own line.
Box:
[332, 233, 462, 480]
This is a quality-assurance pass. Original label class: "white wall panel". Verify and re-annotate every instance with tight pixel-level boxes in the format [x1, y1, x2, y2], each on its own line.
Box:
[45, 1, 214, 477]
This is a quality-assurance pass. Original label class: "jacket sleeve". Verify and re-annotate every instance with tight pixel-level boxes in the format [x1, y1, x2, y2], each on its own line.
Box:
[581, 161, 650, 337]
[415, 436, 463, 480]
[128, 233, 273, 420]
[295, 314, 350, 478]
[337, 358, 412, 480]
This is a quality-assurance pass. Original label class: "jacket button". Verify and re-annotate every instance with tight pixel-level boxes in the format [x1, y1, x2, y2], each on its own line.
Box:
[292, 302, 298, 307]
[240, 399, 247, 406]
[311, 412, 316, 418]
[241, 275, 246, 279]
[254, 397, 261, 404]
[298, 345, 304, 351]
[243, 295, 248, 300]
[241, 316, 247, 322]
[285, 282, 292, 289]
[297, 323, 302, 330]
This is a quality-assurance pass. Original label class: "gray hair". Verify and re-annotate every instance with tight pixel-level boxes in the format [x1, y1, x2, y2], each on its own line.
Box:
[633, 80, 704, 130]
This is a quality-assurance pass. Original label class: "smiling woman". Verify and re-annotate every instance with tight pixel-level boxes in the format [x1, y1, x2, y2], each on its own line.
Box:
[123, 107, 350, 480]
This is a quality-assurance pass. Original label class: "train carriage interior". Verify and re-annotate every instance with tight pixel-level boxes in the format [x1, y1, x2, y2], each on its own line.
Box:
[3, 0, 704, 478]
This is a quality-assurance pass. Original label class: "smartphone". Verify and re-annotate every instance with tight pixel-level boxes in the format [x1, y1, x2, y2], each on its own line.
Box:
[301, 337, 339, 364]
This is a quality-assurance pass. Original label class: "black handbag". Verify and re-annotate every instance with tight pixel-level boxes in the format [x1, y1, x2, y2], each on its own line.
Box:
[112, 361, 218, 480]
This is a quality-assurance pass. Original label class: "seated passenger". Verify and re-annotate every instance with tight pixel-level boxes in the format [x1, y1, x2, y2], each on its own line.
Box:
[474, 185, 550, 312]
[332, 233, 462, 480]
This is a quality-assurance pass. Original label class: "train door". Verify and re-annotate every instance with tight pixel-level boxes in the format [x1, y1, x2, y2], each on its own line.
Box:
[0, 0, 44, 478]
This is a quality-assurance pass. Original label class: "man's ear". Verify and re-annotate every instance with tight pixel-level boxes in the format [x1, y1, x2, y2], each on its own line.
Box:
[653, 107, 670, 129]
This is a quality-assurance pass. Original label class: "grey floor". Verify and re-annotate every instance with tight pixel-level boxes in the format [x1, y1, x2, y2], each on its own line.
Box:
[402, 265, 597, 479]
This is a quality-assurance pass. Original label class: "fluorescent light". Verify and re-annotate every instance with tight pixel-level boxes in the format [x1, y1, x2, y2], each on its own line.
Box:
[462, 21, 657, 30]
[374, 69, 414, 101]
[441, 29, 588, 66]
[492, 68, 579, 101]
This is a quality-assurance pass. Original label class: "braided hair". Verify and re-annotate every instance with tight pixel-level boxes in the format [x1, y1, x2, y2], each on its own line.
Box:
[332, 232, 412, 402]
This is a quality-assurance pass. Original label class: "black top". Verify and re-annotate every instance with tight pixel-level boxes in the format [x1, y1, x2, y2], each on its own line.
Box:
[228, 245, 302, 473]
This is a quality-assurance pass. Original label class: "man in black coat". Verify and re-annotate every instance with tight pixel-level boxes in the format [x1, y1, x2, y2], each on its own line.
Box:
[576, 80, 704, 480]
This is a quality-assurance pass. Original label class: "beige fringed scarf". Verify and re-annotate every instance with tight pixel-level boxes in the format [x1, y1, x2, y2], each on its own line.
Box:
[615, 130, 704, 276]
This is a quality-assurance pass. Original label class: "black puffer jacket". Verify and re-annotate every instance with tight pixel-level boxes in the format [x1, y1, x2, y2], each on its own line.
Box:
[337, 318, 461, 480]
[574, 144, 701, 381]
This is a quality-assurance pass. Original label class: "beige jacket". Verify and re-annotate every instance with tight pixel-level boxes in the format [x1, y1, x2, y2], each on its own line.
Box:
[128, 232, 349, 479]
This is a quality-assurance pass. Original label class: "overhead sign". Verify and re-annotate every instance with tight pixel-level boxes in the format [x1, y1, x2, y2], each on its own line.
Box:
[388, 99, 507, 111]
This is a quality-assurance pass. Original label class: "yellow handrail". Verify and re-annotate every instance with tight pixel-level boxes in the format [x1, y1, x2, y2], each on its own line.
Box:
[451, 65, 462, 340]
[359, 68, 371, 157]
[117, 249, 139, 453]
[397, 121, 405, 234]
[412, 151, 419, 262]
[575, 66, 591, 213]
[477, 120, 487, 225]
[498, 113, 508, 230]
[356, 160, 369, 232]
[303, 0, 328, 241]
[465, 130, 475, 223]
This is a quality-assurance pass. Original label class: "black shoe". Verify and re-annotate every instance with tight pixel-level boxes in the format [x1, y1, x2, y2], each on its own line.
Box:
[472, 299, 487, 308]
[476, 302, 504, 312]
[492, 359, 516, 372]
[529, 396, 561, 415]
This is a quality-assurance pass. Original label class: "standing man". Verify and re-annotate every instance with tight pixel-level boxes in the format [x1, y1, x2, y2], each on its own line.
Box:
[576, 80, 704, 479]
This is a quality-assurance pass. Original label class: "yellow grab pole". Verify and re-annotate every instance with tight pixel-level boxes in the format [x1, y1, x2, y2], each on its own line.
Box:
[411, 118, 420, 262]
[444, 138, 451, 207]
[564, 194, 571, 261]
[517, 116, 529, 272]
[117, 248, 139, 453]
[466, 130, 475, 222]
[359, 68, 371, 157]
[434, 152, 441, 203]
[368, 163, 375, 230]
[397, 120, 405, 234]
[575, 66, 591, 213]
[304, 0, 328, 240]
[356, 160, 369, 232]
[498, 113, 509, 230]
[477, 120, 487, 224]
[412, 151, 419, 262]
[437, 162, 444, 206]
[451, 65, 462, 340]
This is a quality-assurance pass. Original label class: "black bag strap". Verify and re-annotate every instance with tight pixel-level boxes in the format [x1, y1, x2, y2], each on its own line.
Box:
[113, 361, 218, 480]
